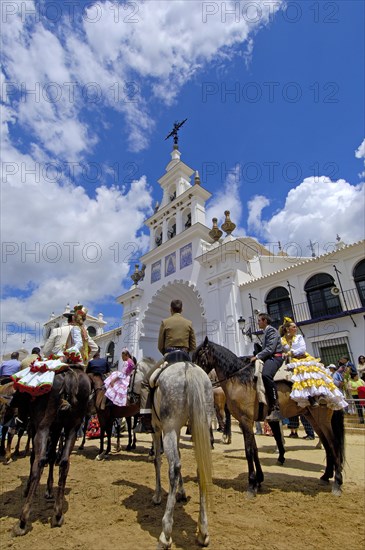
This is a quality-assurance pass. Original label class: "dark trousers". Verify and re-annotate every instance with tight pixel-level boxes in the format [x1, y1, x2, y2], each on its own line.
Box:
[262, 356, 284, 407]
[288, 415, 315, 437]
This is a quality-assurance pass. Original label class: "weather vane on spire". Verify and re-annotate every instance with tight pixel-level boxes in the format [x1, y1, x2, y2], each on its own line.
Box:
[165, 118, 188, 147]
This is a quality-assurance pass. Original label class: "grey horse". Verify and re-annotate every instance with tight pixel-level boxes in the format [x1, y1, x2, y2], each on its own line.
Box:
[150, 360, 214, 549]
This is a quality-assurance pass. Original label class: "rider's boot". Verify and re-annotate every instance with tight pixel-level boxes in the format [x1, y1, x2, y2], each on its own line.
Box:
[308, 396, 319, 408]
[266, 404, 281, 422]
[265, 383, 281, 422]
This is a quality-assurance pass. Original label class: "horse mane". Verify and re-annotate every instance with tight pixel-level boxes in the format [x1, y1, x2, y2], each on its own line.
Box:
[205, 340, 254, 385]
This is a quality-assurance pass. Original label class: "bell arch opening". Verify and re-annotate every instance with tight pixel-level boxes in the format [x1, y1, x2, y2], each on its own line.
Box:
[138, 280, 206, 359]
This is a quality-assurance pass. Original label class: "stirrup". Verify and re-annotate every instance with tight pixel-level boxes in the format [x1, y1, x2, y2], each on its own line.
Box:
[266, 408, 281, 422]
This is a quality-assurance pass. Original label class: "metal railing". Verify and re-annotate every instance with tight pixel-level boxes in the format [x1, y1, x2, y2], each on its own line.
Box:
[248, 288, 364, 331]
[294, 288, 364, 323]
[343, 399, 365, 429]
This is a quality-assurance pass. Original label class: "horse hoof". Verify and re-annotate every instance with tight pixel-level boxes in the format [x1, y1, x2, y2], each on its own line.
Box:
[5, 458, 13, 465]
[332, 484, 342, 497]
[12, 522, 28, 536]
[78, 445, 84, 451]
[246, 489, 256, 500]
[152, 495, 161, 505]
[320, 475, 331, 484]
[277, 456, 285, 465]
[51, 514, 64, 528]
[96, 453, 105, 461]
[157, 534, 172, 549]
[197, 533, 210, 547]
[176, 492, 187, 503]
[126, 445, 132, 451]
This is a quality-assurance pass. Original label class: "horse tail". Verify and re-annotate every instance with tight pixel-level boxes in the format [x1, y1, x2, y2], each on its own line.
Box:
[186, 365, 213, 507]
[63, 369, 80, 407]
[331, 409, 345, 467]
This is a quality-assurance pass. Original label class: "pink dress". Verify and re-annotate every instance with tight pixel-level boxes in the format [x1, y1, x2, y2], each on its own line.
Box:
[104, 358, 135, 407]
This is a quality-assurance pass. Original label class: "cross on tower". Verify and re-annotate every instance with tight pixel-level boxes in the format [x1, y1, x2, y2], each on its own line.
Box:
[165, 118, 188, 146]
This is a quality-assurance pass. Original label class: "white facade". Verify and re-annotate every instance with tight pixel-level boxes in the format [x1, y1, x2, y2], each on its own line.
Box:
[94, 146, 365, 366]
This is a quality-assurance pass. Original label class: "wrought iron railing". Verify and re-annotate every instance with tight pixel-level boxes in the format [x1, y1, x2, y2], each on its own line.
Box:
[248, 288, 364, 332]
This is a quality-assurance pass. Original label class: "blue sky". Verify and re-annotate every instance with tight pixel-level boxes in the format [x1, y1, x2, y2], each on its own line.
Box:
[1, 0, 364, 354]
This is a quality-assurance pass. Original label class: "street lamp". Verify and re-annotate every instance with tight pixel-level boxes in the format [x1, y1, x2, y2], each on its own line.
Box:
[237, 316, 246, 334]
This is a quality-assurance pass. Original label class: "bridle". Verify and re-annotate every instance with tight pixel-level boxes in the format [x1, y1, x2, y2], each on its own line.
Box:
[195, 345, 251, 387]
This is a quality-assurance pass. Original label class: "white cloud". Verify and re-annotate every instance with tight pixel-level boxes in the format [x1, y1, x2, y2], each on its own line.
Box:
[247, 177, 365, 255]
[247, 195, 270, 233]
[355, 138, 365, 178]
[355, 139, 365, 159]
[206, 165, 245, 235]
[2, 0, 283, 157]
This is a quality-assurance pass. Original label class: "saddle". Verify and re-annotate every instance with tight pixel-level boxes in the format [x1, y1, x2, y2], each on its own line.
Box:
[149, 351, 190, 389]
[254, 359, 293, 406]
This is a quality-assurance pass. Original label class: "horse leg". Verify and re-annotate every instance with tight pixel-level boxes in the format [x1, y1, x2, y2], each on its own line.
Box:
[268, 420, 286, 465]
[157, 430, 180, 550]
[78, 415, 89, 451]
[126, 417, 132, 451]
[152, 429, 163, 505]
[215, 403, 225, 433]
[5, 428, 15, 464]
[115, 419, 121, 452]
[176, 437, 187, 503]
[0, 426, 7, 456]
[14, 428, 24, 456]
[222, 406, 232, 445]
[14, 428, 49, 535]
[131, 414, 137, 449]
[51, 428, 77, 528]
[98, 425, 105, 459]
[45, 429, 61, 500]
[105, 422, 112, 456]
[240, 421, 261, 497]
[196, 469, 210, 547]
[307, 409, 344, 495]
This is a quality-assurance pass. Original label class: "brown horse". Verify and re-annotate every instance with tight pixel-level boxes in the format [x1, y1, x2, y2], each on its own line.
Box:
[13, 367, 91, 535]
[208, 370, 231, 444]
[193, 338, 345, 497]
[93, 357, 155, 460]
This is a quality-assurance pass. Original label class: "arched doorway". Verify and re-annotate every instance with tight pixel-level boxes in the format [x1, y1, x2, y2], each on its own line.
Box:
[139, 280, 206, 359]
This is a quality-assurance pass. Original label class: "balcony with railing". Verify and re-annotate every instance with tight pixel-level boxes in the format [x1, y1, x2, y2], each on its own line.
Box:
[248, 288, 365, 333]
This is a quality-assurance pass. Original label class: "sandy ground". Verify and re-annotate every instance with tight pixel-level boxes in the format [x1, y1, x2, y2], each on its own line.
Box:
[0, 423, 364, 550]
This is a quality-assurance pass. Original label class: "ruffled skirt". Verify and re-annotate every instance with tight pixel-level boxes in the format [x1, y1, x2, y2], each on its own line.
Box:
[11, 359, 69, 396]
[288, 355, 347, 410]
[104, 371, 130, 407]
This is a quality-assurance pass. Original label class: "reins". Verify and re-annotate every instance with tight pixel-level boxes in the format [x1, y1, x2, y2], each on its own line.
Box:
[210, 362, 252, 387]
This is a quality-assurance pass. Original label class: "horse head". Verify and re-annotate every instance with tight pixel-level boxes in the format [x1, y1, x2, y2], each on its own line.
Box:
[192, 338, 216, 374]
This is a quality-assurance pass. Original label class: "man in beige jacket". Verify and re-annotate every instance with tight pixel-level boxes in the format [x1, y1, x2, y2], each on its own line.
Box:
[158, 299, 196, 355]
[42, 317, 74, 357]
[136, 299, 197, 433]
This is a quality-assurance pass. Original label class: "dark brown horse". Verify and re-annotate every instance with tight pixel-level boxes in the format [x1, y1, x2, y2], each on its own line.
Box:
[193, 338, 345, 497]
[13, 367, 91, 535]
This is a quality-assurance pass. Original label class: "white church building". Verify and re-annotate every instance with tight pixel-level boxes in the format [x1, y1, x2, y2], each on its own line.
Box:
[91, 144, 365, 367]
[43, 144, 365, 367]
